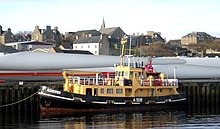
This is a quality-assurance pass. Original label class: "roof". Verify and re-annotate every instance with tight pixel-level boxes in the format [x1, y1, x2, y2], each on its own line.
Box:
[182, 32, 213, 38]
[62, 50, 93, 55]
[99, 27, 119, 36]
[60, 42, 72, 49]
[153, 33, 164, 42]
[75, 29, 101, 36]
[0, 45, 20, 53]
[74, 36, 101, 44]
[5, 41, 53, 45]
[52, 47, 63, 53]
[52, 47, 93, 55]
[166, 39, 181, 46]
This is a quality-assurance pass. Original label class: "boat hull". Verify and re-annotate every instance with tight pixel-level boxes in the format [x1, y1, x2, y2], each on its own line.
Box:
[38, 86, 186, 116]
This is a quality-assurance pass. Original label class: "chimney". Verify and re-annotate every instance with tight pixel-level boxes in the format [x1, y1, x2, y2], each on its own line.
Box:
[54, 26, 58, 30]
[46, 25, 51, 30]
[7, 28, 11, 32]
[35, 25, 39, 29]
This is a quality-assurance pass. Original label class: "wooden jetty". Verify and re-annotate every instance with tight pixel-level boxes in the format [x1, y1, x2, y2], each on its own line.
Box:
[0, 81, 219, 116]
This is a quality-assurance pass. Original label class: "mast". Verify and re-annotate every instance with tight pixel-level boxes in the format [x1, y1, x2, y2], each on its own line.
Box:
[120, 37, 127, 66]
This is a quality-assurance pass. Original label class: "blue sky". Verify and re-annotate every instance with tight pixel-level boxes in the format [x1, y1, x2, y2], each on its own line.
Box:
[1, 0, 220, 40]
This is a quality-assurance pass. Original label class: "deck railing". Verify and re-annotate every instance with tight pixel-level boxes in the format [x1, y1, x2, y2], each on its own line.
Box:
[163, 79, 178, 86]
[70, 76, 178, 87]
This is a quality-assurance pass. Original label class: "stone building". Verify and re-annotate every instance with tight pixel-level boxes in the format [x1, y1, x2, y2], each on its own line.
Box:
[99, 20, 126, 56]
[181, 32, 215, 45]
[146, 31, 165, 44]
[31, 25, 62, 46]
[99, 27, 125, 40]
[0, 25, 17, 44]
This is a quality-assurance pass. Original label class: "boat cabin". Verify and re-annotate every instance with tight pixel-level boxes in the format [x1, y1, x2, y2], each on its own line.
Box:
[62, 62, 179, 98]
[62, 37, 179, 98]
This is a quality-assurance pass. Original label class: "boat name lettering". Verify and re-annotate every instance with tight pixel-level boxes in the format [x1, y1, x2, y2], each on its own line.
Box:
[46, 88, 61, 95]
[133, 98, 143, 102]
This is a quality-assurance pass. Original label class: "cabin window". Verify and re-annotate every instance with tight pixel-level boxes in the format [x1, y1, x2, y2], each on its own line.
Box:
[94, 88, 98, 96]
[118, 71, 121, 76]
[138, 72, 142, 77]
[134, 72, 138, 77]
[100, 88, 104, 94]
[116, 89, 123, 94]
[130, 72, 133, 77]
[158, 89, 162, 92]
[116, 71, 119, 76]
[107, 88, 113, 94]
[124, 71, 128, 77]
[169, 89, 172, 92]
[86, 88, 92, 96]
[121, 71, 124, 76]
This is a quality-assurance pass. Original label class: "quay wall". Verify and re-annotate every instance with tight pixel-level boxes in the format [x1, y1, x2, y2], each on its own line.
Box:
[0, 81, 219, 116]
[0, 82, 63, 116]
[178, 82, 220, 115]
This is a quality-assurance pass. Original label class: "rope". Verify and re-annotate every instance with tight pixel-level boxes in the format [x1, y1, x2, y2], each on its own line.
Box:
[0, 91, 39, 108]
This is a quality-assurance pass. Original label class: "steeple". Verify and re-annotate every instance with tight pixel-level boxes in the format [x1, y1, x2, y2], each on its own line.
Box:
[101, 17, 105, 29]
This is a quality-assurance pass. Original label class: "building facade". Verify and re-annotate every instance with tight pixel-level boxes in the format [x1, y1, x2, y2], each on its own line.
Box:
[181, 32, 215, 45]
[31, 25, 62, 46]
[73, 34, 110, 55]
[0, 26, 17, 44]
[5, 41, 54, 51]
[99, 27, 126, 39]
[99, 25, 126, 56]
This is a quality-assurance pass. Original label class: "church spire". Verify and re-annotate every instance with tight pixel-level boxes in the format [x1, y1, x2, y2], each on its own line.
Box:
[101, 17, 105, 29]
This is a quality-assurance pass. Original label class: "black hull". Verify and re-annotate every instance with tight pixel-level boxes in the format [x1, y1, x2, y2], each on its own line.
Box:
[38, 87, 186, 116]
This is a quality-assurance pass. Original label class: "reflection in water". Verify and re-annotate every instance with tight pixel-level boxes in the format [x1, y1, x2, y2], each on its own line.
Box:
[38, 111, 183, 129]
[1, 111, 220, 128]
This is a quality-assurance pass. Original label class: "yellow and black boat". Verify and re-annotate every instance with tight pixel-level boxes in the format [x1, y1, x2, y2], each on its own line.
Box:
[38, 38, 186, 115]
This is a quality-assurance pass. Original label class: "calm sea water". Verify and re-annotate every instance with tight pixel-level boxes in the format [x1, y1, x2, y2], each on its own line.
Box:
[0, 111, 220, 129]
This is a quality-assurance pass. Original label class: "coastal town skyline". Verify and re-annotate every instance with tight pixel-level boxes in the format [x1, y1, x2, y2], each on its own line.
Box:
[1, 0, 220, 40]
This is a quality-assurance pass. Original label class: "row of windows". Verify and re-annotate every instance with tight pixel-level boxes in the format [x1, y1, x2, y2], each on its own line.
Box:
[157, 89, 173, 92]
[100, 88, 123, 94]
[74, 45, 97, 49]
[116, 71, 141, 78]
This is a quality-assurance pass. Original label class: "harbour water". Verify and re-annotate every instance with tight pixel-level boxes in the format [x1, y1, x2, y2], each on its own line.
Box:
[0, 82, 219, 128]
[0, 111, 220, 128]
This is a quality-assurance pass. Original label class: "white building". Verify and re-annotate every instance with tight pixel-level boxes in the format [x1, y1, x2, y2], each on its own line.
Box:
[73, 34, 110, 55]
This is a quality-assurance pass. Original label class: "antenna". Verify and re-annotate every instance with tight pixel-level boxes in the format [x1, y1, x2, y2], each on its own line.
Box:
[128, 35, 132, 67]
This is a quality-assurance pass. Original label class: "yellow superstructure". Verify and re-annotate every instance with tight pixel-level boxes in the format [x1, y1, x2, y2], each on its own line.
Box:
[62, 37, 180, 98]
